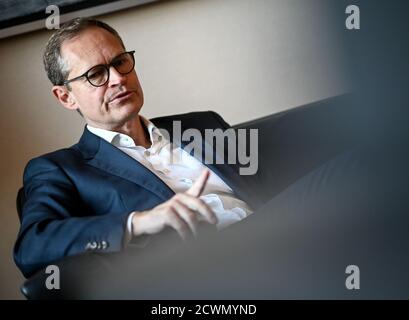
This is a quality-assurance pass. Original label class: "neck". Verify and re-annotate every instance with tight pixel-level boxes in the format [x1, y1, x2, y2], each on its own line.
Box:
[118, 115, 152, 148]
[90, 115, 152, 148]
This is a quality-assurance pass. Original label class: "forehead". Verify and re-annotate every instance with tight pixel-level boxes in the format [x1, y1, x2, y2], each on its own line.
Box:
[61, 26, 125, 74]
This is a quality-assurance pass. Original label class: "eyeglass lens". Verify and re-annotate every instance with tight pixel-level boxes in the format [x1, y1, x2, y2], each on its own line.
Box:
[86, 52, 134, 86]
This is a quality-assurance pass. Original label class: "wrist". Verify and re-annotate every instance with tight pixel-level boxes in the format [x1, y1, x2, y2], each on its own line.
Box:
[131, 211, 146, 237]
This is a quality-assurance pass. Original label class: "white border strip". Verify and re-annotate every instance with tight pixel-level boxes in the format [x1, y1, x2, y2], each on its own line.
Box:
[0, 0, 158, 39]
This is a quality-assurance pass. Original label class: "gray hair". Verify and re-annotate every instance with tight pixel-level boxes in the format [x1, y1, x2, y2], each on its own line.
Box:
[43, 17, 125, 87]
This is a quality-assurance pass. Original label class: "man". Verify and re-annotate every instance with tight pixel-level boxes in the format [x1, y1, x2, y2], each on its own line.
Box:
[14, 18, 260, 278]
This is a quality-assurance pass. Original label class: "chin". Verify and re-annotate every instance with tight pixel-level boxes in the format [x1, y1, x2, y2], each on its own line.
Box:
[116, 102, 141, 121]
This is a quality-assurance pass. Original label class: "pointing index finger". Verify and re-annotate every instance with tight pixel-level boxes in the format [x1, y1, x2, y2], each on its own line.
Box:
[186, 169, 209, 197]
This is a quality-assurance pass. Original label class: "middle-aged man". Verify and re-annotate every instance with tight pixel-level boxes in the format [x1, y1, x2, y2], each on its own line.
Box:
[14, 18, 263, 278]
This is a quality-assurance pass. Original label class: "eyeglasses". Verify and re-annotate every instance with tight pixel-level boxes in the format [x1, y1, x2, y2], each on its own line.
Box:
[62, 50, 136, 87]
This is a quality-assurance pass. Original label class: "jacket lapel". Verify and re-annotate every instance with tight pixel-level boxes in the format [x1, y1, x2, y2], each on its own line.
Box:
[75, 127, 175, 201]
[75, 123, 258, 209]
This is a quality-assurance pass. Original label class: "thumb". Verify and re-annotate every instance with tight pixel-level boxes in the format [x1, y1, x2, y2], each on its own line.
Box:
[186, 169, 210, 197]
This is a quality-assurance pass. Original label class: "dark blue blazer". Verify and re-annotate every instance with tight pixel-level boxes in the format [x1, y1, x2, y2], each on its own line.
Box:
[14, 111, 260, 277]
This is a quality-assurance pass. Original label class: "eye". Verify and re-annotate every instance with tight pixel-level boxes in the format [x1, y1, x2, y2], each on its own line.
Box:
[88, 67, 105, 79]
[112, 57, 126, 67]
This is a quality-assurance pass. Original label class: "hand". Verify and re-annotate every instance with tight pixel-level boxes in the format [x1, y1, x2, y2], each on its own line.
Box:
[131, 170, 218, 240]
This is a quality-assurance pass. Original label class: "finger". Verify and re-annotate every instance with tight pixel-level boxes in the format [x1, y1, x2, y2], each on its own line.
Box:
[176, 193, 218, 224]
[186, 169, 209, 197]
[165, 209, 192, 240]
[172, 200, 199, 237]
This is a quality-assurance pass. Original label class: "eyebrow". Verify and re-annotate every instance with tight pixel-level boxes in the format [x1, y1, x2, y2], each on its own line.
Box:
[75, 51, 126, 77]
[89, 52, 125, 68]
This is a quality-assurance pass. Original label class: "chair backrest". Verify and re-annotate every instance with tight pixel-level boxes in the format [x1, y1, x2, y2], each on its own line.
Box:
[16, 187, 25, 222]
[232, 94, 354, 201]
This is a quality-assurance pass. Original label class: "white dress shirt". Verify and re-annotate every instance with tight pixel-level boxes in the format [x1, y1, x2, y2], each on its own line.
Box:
[87, 116, 253, 240]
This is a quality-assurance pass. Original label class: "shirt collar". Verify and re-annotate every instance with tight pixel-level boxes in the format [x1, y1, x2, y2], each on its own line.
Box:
[86, 115, 163, 148]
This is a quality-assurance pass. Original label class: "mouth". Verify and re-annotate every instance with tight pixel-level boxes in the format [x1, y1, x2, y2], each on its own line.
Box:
[109, 91, 135, 104]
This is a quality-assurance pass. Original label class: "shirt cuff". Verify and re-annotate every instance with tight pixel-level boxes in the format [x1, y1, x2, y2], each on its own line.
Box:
[124, 211, 151, 248]
[123, 211, 136, 246]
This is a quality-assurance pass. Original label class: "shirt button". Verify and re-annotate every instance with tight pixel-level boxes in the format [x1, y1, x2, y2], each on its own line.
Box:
[180, 178, 193, 185]
[144, 150, 151, 156]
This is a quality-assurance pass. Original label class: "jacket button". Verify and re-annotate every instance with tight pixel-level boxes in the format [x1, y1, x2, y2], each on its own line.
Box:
[85, 241, 98, 250]
[101, 241, 109, 250]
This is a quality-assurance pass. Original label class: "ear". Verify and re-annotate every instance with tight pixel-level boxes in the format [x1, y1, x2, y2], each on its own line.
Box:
[52, 85, 79, 111]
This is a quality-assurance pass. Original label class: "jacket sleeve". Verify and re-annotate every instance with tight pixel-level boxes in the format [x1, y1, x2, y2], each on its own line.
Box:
[14, 156, 130, 278]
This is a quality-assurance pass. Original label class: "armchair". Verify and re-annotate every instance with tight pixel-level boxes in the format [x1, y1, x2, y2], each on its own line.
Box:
[17, 94, 358, 299]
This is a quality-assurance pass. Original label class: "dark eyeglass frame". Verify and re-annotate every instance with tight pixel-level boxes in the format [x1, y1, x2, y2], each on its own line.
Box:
[62, 50, 136, 87]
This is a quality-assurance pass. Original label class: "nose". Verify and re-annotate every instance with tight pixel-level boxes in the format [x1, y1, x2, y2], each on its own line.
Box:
[108, 66, 126, 87]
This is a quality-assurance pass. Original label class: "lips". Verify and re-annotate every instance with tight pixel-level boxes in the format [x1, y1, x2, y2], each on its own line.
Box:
[109, 90, 134, 103]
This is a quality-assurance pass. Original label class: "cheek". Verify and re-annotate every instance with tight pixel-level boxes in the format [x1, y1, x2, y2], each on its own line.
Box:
[130, 71, 141, 87]
[93, 87, 108, 108]
[79, 88, 107, 113]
